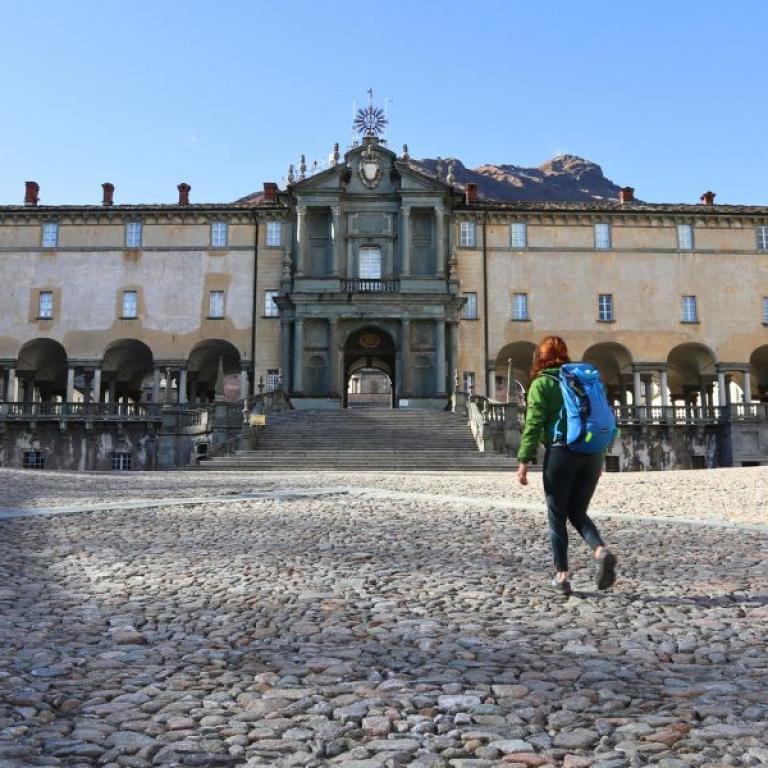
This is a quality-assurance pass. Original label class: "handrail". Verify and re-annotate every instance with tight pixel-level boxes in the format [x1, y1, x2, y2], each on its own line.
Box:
[0, 401, 161, 420]
[343, 278, 399, 294]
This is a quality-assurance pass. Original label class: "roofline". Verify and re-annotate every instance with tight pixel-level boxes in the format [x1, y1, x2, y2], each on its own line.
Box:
[457, 200, 768, 215]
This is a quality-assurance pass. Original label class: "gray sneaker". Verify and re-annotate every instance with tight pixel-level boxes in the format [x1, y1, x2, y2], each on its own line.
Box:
[596, 550, 617, 590]
[546, 576, 572, 596]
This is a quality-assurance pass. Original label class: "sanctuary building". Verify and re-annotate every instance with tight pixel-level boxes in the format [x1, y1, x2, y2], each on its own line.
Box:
[1, 129, 767, 470]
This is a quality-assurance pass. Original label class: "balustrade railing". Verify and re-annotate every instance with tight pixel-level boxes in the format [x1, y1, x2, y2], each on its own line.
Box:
[0, 401, 160, 420]
[343, 279, 399, 294]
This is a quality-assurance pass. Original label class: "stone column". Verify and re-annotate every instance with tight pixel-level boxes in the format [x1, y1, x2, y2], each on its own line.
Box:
[435, 319, 446, 395]
[240, 368, 249, 400]
[449, 322, 459, 391]
[401, 205, 411, 276]
[632, 369, 642, 406]
[331, 206, 342, 276]
[7, 367, 17, 401]
[744, 369, 753, 404]
[328, 319, 340, 399]
[401, 319, 410, 397]
[293, 319, 304, 394]
[296, 205, 307, 276]
[506, 358, 514, 403]
[434, 206, 445, 277]
[280, 320, 291, 391]
[92, 368, 102, 404]
[178, 367, 188, 404]
[66, 367, 75, 402]
[717, 370, 727, 407]
[165, 367, 173, 403]
[660, 369, 670, 408]
[153, 367, 162, 404]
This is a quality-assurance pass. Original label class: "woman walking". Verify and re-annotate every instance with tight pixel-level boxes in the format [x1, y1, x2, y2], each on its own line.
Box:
[516, 336, 617, 595]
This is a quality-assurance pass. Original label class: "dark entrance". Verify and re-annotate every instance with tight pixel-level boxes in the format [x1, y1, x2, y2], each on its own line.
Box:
[343, 327, 396, 408]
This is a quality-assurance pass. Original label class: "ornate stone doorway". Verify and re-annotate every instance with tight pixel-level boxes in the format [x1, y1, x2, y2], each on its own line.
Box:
[343, 327, 396, 408]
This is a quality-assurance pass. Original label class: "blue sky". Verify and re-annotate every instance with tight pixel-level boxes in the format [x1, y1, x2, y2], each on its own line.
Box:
[2, 0, 766, 205]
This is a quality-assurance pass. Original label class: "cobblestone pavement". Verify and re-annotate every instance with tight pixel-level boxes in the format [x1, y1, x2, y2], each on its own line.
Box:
[1, 468, 767, 768]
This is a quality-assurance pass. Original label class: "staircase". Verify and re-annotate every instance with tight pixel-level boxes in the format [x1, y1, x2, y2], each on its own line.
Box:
[198, 408, 516, 471]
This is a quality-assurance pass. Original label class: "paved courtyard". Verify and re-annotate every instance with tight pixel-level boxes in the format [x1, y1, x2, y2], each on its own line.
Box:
[1, 467, 767, 768]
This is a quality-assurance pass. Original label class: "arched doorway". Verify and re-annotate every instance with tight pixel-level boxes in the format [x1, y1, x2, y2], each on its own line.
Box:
[17, 338, 68, 401]
[188, 339, 242, 403]
[583, 342, 634, 406]
[667, 342, 718, 406]
[102, 339, 154, 403]
[494, 341, 536, 403]
[750, 344, 768, 401]
[343, 327, 396, 408]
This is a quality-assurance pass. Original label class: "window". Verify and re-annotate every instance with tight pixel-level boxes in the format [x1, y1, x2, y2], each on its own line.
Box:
[462, 292, 478, 320]
[126, 221, 142, 248]
[598, 293, 614, 322]
[264, 290, 279, 317]
[763, 297, 768, 324]
[38, 291, 53, 319]
[463, 371, 475, 394]
[594, 222, 611, 249]
[266, 369, 280, 391]
[677, 223, 694, 250]
[211, 221, 228, 247]
[23, 451, 45, 469]
[681, 295, 698, 323]
[42, 222, 58, 248]
[510, 222, 527, 248]
[266, 221, 282, 246]
[459, 221, 476, 247]
[111, 452, 132, 471]
[209, 290, 225, 318]
[512, 292, 529, 321]
[122, 290, 138, 318]
[758, 226, 768, 251]
[359, 246, 382, 279]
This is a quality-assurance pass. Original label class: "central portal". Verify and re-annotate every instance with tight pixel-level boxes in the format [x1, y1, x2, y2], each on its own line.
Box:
[343, 326, 396, 408]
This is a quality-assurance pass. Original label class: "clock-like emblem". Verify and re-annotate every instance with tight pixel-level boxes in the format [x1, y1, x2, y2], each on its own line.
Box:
[358, 143, 382, 189]
[359, 333, 380, 349]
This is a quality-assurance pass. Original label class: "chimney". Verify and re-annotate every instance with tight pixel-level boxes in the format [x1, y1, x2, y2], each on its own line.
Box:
[102, 182, 114, 206]
[465, 183, 478, 204]
[700, 191, 716, 206]
[263, 182, 278, 204]
[177, 182, 191, 206]
[619, 186, 635, 203]
[24, 181, 39, 206]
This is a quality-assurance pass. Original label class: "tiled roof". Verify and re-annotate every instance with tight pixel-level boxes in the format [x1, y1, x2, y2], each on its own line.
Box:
[459, 199, 768, 215]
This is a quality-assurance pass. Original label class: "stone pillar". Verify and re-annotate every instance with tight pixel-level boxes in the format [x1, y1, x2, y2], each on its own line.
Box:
[240, 368, 249, 400]
[506, 358, 514, 403]
[331, 206, 342, 276]
[153, 367, 161, 404]
[296, 205, 307, 276]
[401, 318, 410, 397]
[434, 206, 445, 276]
[66, 367, 75, 402]
[449, 322, 459, 391]
[328, 319, 340, 398]
[744, 369, 753, 404]
[435, 319, 446, 395]
[7, 367, 16, 401]
[187, 373, 199, 405]
[401, 205, 411, 276]
[108, 378, 117, 403]
[717, 370, 727, 407]
[660, 369, 669, 408]
[178, 367, 188, 404]
[293, 319, 304, 394]
[92, 368, 102, 403]
[280, 320, 291, 391]
[641, 375, 652, 406]
[165, 367, 173, 403]
[632, 370, 642, 406]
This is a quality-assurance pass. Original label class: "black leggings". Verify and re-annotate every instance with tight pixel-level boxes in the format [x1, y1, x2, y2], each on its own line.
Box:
[543, 446, 605, 572]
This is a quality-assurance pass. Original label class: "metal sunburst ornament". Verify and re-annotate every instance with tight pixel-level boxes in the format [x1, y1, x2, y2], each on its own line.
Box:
[353, 88, 388, 137]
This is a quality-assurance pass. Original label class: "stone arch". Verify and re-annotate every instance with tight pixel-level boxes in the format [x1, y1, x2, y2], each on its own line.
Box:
[188, 339, 241, 402]
[583, 342, 634, 406]
[343, 326, 396, 407]
[16, 338, 68, 401]
[667, 342, 718, 406]
[102, 339, 154, 403]
[494, 341, 536, 402]
[750, 344, 768, 401]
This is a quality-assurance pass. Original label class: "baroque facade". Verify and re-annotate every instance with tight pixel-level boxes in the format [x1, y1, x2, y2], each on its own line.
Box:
[1, 135, 768, 469]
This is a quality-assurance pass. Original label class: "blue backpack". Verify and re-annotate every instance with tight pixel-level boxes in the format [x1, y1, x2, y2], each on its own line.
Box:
[544, 363, 618, 453]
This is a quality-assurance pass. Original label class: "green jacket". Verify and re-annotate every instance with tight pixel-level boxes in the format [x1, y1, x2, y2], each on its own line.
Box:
[516, 366, 567, 463]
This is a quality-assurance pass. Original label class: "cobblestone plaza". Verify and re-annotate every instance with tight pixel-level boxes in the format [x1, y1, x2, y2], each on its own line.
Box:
[1, 467, 766, 767]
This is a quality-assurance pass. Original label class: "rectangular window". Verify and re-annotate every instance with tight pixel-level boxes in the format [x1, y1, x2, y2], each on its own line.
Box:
[598, 293, 614, 322]
[510, 222, 527, 248]
[512, 292, 529, 321]
[211, 221, 228, 247]
[264, 289, 279, 317]
[359, 246, 383, 279]
[462, 292, 478, 320]
[38, 290, 53, 319]
[594, 222, 611, 249]
[266, 221, 282, 246]
[266, 369, 280, 391]
[757, 226, 768, 251]
[126, 221, 142, 248]
[677, 223, 694, 250]
[208, 290, 225, 318]
[763, 297, 768, 324]
[23, 450, 45, 469]
[682, 295, 698, 323]
[122, 290, 138, 318]
[111, 452, 132, 471]
[459, 221, 476, 248]
[42, 222, 58, 248]
[463, 371, 475, 394]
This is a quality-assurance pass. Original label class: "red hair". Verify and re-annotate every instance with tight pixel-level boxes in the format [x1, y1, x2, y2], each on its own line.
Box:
[529, 336, 570, 379]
